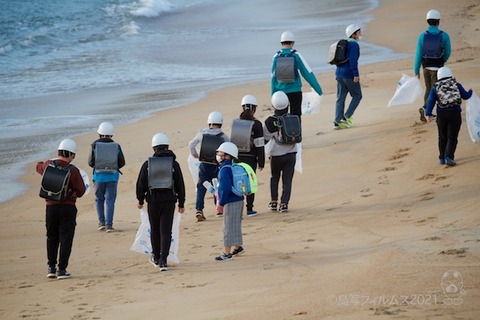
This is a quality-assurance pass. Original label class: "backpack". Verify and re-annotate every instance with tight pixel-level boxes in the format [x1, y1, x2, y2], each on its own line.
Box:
[230, 119, 254, 153]
[39, 160, 72, 202]
[147, 156, 174, 190]
[274, 114, 302, 145]
[328, 39, 349, 65]
[199, 133, 225, 164]
[435, 77, 462, 108]
[422, 31, 444, 68]
[94, 142, 119, 173]
[221, 162, 258, 196]
[275, 50, 298, 83]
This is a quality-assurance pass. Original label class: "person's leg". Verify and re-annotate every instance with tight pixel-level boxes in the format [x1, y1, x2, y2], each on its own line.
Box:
[344, 79, 362, 119]
[94, 181, 106, 225]
[423, 68, 438, 106]
[195, 163, 208, 211]
[240, 156, 257, 212]
[445, 111, 462, 160]
[45, 206, 59, 269]
[57, 205, 77, 271]
[286, 91, 303, 118]
[159, 202, 175, 264]
[147, 202, 161, 262]
[270, 156, 281, 203]
[223, 201, 243, 250]
[436, 112, 448, 161]
[280, 153, 296, 205]
[335, 78, 348, 123]
[104, 181, 118, 228]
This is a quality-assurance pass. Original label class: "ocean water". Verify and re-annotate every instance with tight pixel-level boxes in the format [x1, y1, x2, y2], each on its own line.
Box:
[0, 0, 409, 203]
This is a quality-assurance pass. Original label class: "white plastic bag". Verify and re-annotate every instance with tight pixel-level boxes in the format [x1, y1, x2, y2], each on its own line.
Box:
[301, 89, 322, 115]
[130, 208, 182, 264]
[78, 168, 91, 196]
[466, 91, 480, 143]
[388, 74, 424, 107]
[295, 143, 303, 174]
[187, 154, 200, 186]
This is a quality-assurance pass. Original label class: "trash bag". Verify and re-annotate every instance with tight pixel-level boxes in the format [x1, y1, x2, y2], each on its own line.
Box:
[388, 74, 424, 107]
[187, 154, 200, 186]
[301, 89, 322, 115]
[295, 143, 303, 174]
[466, 91, 480, 143]
[79, 168, 90, 196]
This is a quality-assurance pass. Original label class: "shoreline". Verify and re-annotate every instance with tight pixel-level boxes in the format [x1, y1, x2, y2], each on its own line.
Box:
[1, 0, 479, 319]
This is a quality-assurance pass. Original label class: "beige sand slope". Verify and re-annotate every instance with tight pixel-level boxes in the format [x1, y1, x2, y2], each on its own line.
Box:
[1, 0, 479, 319]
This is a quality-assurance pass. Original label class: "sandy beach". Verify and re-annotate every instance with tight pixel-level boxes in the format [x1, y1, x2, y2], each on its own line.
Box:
[1, 0, 479, 319]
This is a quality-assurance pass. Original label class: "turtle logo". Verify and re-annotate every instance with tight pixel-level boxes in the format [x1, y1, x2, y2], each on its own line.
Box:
[441, 270, 466, 305]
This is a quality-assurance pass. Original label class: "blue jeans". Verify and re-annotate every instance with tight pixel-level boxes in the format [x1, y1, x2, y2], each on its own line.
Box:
[95, 181, 118, 227]
[335, 77, 362, 123]
[195, 163, 218, 211]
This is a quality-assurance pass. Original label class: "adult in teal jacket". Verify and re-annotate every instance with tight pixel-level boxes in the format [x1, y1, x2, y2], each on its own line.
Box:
[414, 9, 452, 121]
[271, 31, 323, 119]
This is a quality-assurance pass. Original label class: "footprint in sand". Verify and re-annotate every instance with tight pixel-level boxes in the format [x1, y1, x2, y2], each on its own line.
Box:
[360, 188, 374, 197]
[419, 192, 435, 201]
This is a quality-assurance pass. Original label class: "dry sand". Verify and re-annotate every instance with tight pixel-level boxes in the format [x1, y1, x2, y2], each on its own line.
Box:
[1, 0, 479, 319]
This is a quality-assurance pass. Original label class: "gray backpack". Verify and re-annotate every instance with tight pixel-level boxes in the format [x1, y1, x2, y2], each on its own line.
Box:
[94, 142, 119, 173]
[275, 50, 297, 83]
[148, 156, 174, 190]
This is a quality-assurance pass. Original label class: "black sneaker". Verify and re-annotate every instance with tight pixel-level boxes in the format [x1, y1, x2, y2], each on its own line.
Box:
[105, 226, 115, 233]
[215, 253, 233, 261]
[160, 262, 169, 272]
[57, 270, 71, 280]
[149, 255, 160, 268]
[97, 223, 106, 231]
[231, 246, 245, 256]
[278, 203, 289, 213]
[47, 267, 56, 279]
[196, 210, 206, 222]
[267, 202, 278, 211]
[419, 107, 426, 122]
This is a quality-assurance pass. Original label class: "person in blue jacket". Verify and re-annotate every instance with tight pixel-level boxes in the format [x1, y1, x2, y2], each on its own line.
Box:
[415, 9, 452, 122]
[214, 142, 245, 261]
[334, 24, 362, 130]
[271, 31, 323, 119]
[425, 67, 472, 167]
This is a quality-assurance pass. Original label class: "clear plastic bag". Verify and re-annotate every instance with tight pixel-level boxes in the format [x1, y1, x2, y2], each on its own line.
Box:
[388, 74, 424, 107]
[466, 91, 480, 143]
[301, 89, 322, 115]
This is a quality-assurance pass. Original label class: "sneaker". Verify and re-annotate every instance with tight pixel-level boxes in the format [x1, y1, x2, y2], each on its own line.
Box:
[97, 223, 106, 231]
[246, 210, 257, 217]
[105, 226, 115, 233]
[47, 267, 56, 279]
[278, 203, 289, 212]
[57, 270, 71, 280]
[267, 202, 278, 211]
[149, 255, 159, 268]
[419, 107, 426, 122]
[345, 117, 355, 127]
[231, 246, 245, 256]
[439, 158, 446, 165]
[196, 210, 206, 222]
[445, 157, 456, 167]
[334, 121, 349, 129]
[215, 252, 233, 261]
[159, 262, 169, 272]
[216, 212, 223, 217]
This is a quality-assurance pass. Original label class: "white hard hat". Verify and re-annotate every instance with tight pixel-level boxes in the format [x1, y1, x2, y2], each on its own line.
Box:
[437, 67, 453, 80]
[216, 142, 238, 159]
[345, 24, 361, 38]
[271, 91, 289, 110]
[207, 111, 223, 125]
[241, 94, 257, 107]
[280, 31, 295, 42]
[58, 139, 77, 153]
[151, 132, 169, 147]
[97, 122, 115, 136]
[426, 9, 441, 20]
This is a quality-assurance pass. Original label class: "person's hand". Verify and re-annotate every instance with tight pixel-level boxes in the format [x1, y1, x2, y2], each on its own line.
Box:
[178, 207, 185, 214]
[192, 154, 199, 159]
[353, 76, 360, 83]
[216, 205, 223, 214]
[137, 203, 143, 209]
[425, 116, 432, 123]
[415, 73, 420, 79]
[258, 167, 264, 172]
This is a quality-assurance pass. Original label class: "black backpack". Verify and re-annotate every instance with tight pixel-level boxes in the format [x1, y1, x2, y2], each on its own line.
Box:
[328, 39, 349, 65]
[274, 114, 302, 145]
[39, 160, 72, 202]
[422, 31, 444, 68]
[199, 133, 225, 164]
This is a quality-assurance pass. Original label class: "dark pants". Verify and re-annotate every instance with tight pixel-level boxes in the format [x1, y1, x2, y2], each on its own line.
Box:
[196, 163, 218, 211]
[238, 155, 258, 211]
[423, 68, 438, 106]
[436, 110, 462, 160]
[148, 201, 175, 263]
[45, 205, 77, 270]
[286, 91, 303, 119]
[270, 153, 296, 205]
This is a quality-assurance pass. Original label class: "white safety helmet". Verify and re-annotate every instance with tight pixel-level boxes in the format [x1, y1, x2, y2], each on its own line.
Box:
[437, 67, 453, 80]
[58, 139, 77, 154]
[280, 31, 295, 43]
[271, 91, 289, 110]
[241, 94, 257, 107]
[207, 111, 223, 125]
[345, 24, 361, 38]
[426, 9, 441, 20]
[151, 132, 169, 147]
[97, 121, 115, 136]
[216, 142, 238, 159]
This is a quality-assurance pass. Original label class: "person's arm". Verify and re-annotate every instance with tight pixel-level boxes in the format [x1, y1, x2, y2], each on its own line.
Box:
[117, 145, 126, 169]
[442, 32, 452, 62]
[135, 161, 148, 208]
[414, 33, 424, 76]
[296, 52, 323, 95]
[70, 166, 86, 198]
[173, 161, 186, 212]
[457, 83, 473, 100]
